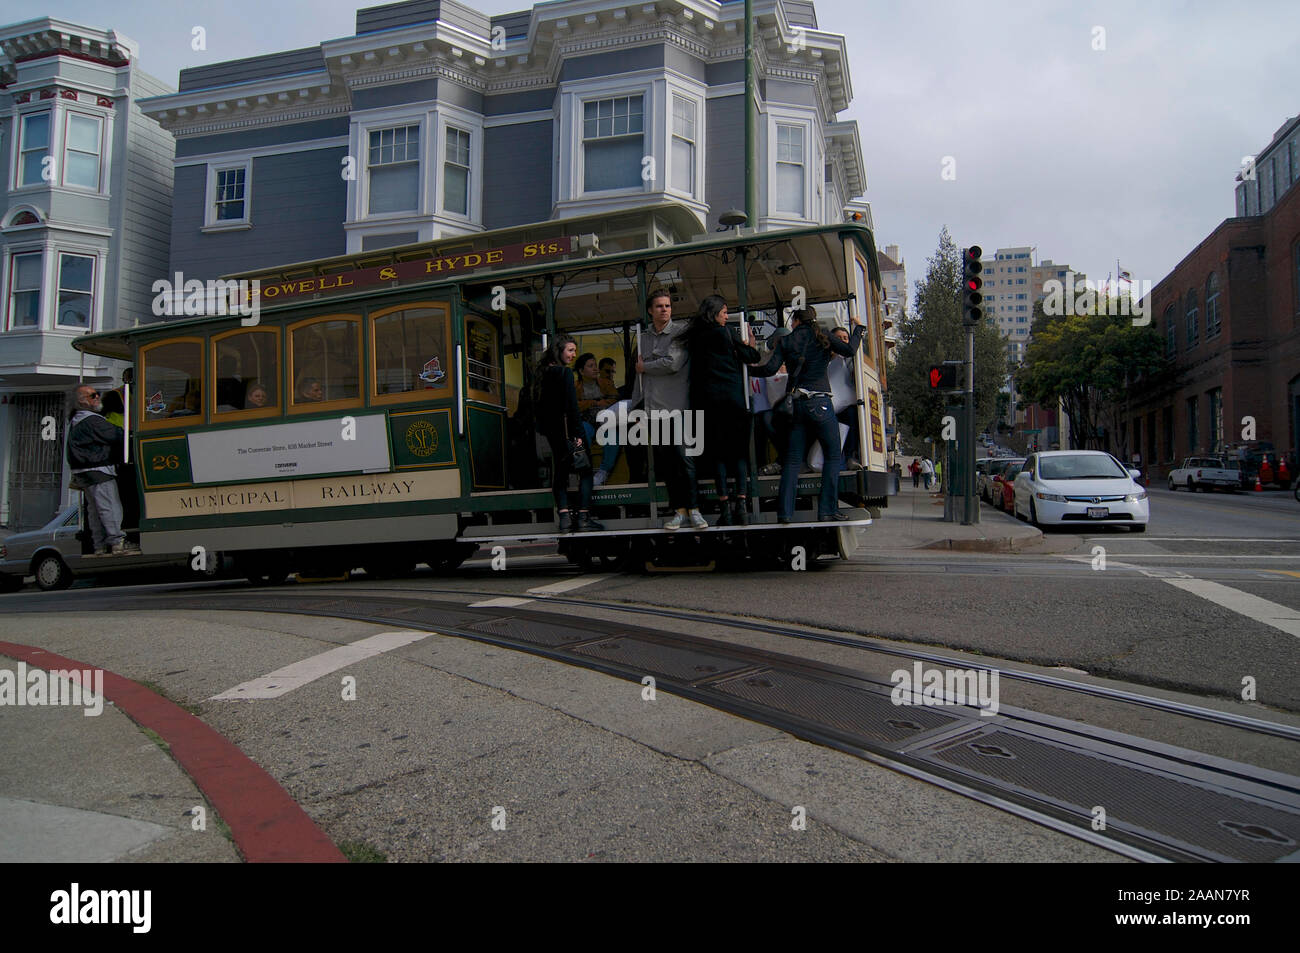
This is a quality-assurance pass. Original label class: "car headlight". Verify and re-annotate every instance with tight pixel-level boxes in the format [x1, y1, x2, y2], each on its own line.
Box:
[1035, 491, 1065, 502]
[1125, 490, 1147, 502]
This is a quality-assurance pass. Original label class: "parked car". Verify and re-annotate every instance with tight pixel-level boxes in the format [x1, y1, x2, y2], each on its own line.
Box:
[0, 504, 217, 592]
[1013, 450, 1149, 531]
[1168, 456, 1243, 492]
[994, 462, 1024, 511]
[978, 457, 1025, 503]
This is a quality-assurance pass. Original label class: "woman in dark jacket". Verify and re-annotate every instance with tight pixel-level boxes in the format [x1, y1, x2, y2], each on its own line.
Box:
[689, 295, 762, 525]
[535, 335, 601, 533]
[749, 307, 864, 523]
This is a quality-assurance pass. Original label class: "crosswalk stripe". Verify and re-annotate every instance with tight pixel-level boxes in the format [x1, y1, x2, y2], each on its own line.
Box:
[1163, 579, 1300, 640]
[210, 630, 430, 700]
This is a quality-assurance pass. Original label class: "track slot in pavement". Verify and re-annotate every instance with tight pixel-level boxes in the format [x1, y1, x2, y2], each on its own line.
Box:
[19, 588, 1300, 862]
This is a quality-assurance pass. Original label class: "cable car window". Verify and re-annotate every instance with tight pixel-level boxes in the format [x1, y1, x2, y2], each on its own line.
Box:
[289, 316, 361, 411]
[466, 317, 502, 404]
[140, 338, 204, 428]
[369, 304, 451, 405]
[212, 327, 280, 418]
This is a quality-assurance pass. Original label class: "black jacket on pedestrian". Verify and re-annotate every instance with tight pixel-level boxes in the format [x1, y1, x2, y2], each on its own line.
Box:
[66, 411, 124, 470]
[750, 322, 864, 394]
[537, 364, 582, 440]
[688, 322, 763, 411]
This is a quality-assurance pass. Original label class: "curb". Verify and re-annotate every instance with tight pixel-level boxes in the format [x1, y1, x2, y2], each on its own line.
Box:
[919, 531, 1043, 552]
[0, 642, 346, 863]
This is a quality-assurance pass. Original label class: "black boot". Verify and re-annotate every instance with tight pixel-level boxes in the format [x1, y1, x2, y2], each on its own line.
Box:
[578, 512, 604, 532]
[557, 511, 572, 533]
[733, 498, 749, 526]
[717, 499, 733, 526]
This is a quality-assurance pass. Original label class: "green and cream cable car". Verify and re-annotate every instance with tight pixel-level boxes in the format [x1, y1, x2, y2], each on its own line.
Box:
[73, 215, 894, 580]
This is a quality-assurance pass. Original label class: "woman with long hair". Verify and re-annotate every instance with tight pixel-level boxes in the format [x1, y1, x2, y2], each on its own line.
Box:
[688, 295, 763, 524]
[535, 336, 602, 532]
[749, 307, 864, 523]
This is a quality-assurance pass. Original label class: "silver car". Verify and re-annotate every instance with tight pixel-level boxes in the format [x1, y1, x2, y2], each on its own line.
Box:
[0, 505, 205, 592]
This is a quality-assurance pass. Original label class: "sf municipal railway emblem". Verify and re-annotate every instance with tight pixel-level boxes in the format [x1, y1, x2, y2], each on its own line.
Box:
[404, 419, 439, 458]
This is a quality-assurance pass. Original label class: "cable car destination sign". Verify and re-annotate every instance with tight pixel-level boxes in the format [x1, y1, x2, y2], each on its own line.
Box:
[252, 237, 576, 304]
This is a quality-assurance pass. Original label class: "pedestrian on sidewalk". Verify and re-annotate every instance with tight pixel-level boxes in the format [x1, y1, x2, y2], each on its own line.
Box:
[909, 459, 920, 487]
[921, 457, 934, 489]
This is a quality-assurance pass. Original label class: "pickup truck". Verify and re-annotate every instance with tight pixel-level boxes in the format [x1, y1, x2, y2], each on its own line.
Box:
[1168, 457, 1243, 492]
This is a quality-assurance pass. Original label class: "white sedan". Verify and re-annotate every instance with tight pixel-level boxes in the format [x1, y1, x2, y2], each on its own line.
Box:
[1013, 450, 1149, 532]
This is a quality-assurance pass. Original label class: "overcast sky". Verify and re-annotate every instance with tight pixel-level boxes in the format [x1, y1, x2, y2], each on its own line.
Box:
[20, 0, 1300, 293]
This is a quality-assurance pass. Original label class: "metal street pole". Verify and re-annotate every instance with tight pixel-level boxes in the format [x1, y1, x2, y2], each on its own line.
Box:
[964, 323, 977, 524]
[744, 0, 756, 228]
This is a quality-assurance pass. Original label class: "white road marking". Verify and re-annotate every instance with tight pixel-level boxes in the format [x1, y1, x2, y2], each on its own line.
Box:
[1071, 554, 1300, 560]
[210, 630, 430, 700]
[525, 574, 614, 596]
[469, 596, 534, 608]
[1163, 579, 1300, 640]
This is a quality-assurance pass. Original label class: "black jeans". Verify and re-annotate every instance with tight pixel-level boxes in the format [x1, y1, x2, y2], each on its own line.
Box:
[545, 433, 592, 512]
[652, 442, 698, 510]
[707, 406, 751, 499]
[837, 406, 860, 462]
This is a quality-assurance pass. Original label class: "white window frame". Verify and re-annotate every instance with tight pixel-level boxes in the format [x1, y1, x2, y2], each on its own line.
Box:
[16, 110, 52, 189]
[366, 122, 422, 216]
[204, 159, 253, 230]
[54, 251, 97, 331]
[581, 92, 647, 194]
[553, 71, 706, 220]
[442, 125, 471, 217]
[434, 105, 483, 225]
[347, 109, 429, 226]
[764, 107, 817, 227]
[669, 93, 697, 197]
[61, 111, 104, 192]
[7, 249, 45, 330]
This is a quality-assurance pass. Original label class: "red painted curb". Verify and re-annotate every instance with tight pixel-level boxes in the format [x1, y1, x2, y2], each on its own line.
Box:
[0, 642, 346, 863]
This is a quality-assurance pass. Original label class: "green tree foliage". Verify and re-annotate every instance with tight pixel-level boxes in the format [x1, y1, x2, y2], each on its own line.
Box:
[1016, 299, 1167, 454]
[891, 228, 1009, 448]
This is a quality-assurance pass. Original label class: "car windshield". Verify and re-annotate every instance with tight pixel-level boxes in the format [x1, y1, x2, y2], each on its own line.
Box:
[1039, 454, 1128, 480]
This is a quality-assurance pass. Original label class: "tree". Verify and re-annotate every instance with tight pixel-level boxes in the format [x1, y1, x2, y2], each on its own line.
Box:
[1017, 299, 1168, 455]
[890, 228, 1009, 450]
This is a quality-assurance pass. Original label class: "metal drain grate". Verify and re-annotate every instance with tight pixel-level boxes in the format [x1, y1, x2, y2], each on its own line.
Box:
[571, 637, 748, 682]
[924, 729, 1300, 862]
[463, 616, 592, 647]
[712, 669, 960, 744]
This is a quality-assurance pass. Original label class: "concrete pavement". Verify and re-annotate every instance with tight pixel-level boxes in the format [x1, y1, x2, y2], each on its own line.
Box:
[870, 478, 1044, 552]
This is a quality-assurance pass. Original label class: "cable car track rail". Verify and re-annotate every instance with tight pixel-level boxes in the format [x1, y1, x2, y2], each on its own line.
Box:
[14, 585, 1300, 863]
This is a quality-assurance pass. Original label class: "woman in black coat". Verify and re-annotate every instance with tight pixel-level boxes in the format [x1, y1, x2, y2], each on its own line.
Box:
[688, 294, 762, 525]
[534, 335, 601, 533]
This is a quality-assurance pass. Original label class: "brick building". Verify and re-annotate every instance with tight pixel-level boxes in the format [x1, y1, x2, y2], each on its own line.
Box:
[1125, 115, 1300, 479]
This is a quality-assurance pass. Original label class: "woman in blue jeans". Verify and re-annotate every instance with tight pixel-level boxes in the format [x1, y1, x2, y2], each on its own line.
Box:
[748, 307, 864, 522]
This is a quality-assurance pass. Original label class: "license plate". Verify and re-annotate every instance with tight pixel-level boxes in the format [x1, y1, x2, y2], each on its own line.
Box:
[1087, 507, 1109, 518]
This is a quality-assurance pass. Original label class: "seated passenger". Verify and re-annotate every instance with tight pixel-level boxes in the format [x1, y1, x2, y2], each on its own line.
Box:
[168, 383, 200, 417]
[297, 377, 324, 403]
[576, 352, 620, 487]
[245, 383, 271, 408]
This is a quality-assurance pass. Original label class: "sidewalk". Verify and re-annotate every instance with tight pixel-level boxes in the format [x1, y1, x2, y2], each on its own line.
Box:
[867, 478, 1043, 552]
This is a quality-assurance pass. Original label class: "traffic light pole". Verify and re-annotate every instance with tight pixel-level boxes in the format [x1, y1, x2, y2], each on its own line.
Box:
[964, 324, 978, 525]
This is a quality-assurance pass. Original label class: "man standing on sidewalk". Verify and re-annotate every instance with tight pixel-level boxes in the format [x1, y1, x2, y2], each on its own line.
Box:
[67, 384, 138, 555]
[920, 457, 934, 490]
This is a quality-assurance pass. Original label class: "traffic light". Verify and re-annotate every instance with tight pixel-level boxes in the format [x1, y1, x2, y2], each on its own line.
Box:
[929, 364, 957, 389]
[961, 245, 983, 326]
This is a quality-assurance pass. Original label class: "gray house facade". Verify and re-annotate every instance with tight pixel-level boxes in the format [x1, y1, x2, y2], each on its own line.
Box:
[0, 18, 175, 530]
[143, 0, 866, 279]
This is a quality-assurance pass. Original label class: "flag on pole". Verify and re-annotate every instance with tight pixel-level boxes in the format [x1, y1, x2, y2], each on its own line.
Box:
[1118, 265, 1132, 282]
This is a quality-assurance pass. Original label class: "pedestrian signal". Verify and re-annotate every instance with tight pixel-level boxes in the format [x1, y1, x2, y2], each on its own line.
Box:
[929, 365, 957, 389]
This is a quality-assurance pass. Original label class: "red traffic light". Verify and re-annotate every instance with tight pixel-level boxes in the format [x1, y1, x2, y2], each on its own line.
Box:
[929, 365, 957, 389]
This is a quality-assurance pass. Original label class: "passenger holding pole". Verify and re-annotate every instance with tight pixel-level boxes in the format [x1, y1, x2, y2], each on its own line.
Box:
[749, 307, 864, 523]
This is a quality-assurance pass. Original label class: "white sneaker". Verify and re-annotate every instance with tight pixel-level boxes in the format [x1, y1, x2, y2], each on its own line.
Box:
[688, 509, 709, 530]
[663, 512, 685, 531]
[593, 472, 608, 487]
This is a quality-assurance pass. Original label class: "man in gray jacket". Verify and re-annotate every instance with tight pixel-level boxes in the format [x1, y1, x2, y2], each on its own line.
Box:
[66, 384, 138, 555]
[635, 289, 706, 530]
